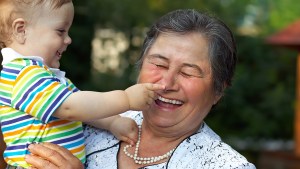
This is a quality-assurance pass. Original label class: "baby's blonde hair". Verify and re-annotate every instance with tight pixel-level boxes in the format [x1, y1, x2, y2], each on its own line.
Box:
[0, 0, 72, 49]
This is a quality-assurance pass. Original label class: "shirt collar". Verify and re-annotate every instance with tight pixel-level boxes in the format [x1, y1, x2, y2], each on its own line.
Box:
[1, 48, 67, 84]
[1, 47, 44, 65]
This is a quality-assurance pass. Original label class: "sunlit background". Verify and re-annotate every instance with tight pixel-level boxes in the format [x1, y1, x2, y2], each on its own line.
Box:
[1, 0, 300, 168]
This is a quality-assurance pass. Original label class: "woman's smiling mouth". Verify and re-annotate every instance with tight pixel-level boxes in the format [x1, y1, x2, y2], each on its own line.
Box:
[156, 95, 183, 105]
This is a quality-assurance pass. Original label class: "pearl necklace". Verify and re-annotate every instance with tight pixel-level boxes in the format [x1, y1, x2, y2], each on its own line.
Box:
[123, 125, 175, 165]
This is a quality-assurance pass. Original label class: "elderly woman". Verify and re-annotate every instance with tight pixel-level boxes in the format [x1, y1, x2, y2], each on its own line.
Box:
[24, 9, 256, 169]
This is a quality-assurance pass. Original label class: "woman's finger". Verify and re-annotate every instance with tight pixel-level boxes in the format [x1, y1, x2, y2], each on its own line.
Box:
[41, 143, 83, 167]
[25, 154, 58, 169]
[38, 143, 74, 161]
[26, 143, 84, 169]
[27, 143, 66, 168]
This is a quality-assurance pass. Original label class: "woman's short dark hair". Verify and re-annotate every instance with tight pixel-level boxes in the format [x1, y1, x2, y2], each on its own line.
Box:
[136, 9, 237, 95]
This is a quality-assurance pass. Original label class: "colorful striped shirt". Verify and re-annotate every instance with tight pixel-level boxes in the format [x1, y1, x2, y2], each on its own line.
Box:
[0, 48, 85, 168]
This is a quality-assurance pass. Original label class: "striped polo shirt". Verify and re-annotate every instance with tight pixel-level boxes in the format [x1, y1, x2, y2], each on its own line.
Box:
[0, 48, 85, 168]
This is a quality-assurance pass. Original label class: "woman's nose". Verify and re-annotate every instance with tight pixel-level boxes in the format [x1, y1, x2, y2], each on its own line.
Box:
[161, 71, 179, 91]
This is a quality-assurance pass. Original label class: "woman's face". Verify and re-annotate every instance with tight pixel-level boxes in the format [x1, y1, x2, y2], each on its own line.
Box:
[138, 32, 221, 133]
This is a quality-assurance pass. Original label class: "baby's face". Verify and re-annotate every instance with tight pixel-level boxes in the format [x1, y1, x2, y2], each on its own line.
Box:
[22, 2, 74, 68]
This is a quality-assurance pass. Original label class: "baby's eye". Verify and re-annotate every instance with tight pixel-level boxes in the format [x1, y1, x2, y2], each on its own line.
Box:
[57, 29, 66, 35]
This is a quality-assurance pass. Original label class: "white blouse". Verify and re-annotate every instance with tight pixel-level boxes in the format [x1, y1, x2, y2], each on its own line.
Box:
[84, 111, 256, 169]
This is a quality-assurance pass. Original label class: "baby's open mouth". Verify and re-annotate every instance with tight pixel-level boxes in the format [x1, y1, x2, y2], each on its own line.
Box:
[56, 51, 62, 57]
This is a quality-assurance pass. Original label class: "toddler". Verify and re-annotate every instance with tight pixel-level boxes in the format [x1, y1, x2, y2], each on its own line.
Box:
[0, 0, 164, 168]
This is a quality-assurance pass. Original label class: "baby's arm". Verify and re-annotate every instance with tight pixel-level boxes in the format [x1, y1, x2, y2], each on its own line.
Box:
[86, 115, 138, 145]
[53, 83, 164, 122]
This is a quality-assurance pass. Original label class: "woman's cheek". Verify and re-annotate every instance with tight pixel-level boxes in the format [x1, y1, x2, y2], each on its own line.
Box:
[139, 66, 163, 83]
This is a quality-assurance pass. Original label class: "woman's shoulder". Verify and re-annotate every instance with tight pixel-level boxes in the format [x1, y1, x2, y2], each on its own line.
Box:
[83, 124, 118, 156]
[167, 123, 256, 168]
[120, 110, 143, 124]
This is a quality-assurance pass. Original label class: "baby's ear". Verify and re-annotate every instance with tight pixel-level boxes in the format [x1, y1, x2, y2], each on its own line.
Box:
[12, 18, 26, 44]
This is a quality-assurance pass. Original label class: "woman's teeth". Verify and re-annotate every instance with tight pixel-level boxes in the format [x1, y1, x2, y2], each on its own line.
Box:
[158, 96, 183, 105]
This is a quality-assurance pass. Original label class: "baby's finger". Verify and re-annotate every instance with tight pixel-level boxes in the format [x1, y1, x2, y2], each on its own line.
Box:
[146, 83, 165, 91]
[129, 132, 138, 144]
[121, 136, 135, 146]
[147, 98, 154, 106]
[147, 90, 155, 99]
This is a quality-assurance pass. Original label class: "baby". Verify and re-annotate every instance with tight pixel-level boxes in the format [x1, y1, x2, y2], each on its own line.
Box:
[0, 0, 163, 168]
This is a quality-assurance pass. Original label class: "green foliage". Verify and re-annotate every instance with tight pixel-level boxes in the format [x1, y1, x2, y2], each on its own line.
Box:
[207, 36, 296, 140]
[265, 0, 300, 33]
[249, 0, 300, 34]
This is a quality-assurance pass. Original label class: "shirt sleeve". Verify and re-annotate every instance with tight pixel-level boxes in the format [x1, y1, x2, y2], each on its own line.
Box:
[11, 65, 73, 123]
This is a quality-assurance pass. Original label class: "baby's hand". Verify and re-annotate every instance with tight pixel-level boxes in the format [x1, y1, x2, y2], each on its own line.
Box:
[110, 116, 138, 146]
[125, 83, 165, 111]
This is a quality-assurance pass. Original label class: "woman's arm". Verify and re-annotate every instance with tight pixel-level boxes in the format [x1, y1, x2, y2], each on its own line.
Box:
[25, 142, 83, 169]
[0, 125, 7, 169]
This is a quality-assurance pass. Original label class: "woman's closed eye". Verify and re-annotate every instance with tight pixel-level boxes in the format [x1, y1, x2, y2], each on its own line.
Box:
[148, 59, 168, 69]
[147, 55, 169, 69]
[153, 63, 168, 69]
[181, 66, 203, 78]
[180, 71, 201, 78]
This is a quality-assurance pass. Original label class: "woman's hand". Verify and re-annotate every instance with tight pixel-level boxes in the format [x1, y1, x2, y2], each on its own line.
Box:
[25, 142, 84, 169]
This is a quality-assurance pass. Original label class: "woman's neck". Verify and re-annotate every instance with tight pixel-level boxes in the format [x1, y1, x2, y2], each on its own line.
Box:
[141, 120, 202, 142]
[136, 120, 201, 157]
[119, 120, 202, 168]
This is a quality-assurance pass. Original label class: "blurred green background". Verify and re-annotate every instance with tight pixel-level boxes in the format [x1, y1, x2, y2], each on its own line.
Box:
[2, 0, 300, 167]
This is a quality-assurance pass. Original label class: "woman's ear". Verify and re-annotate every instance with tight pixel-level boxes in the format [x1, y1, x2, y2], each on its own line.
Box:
[213, 83, 227, 105]
[213, 94, 222, 105]
[12, 18, 26, 44]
